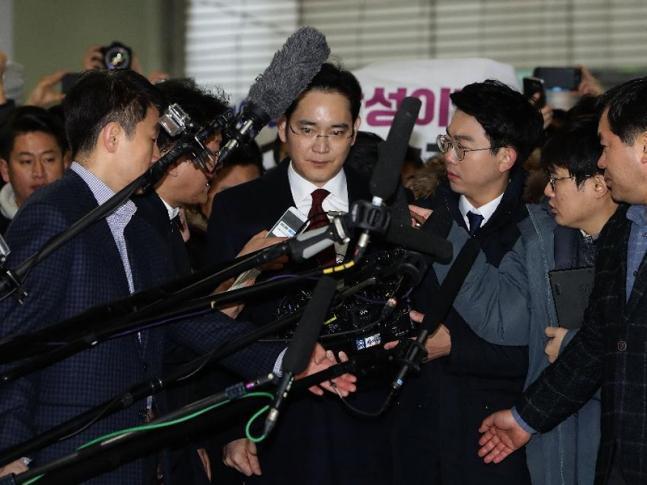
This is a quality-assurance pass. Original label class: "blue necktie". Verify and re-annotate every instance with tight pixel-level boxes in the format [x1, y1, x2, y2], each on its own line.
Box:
[467, 211, 484, 236]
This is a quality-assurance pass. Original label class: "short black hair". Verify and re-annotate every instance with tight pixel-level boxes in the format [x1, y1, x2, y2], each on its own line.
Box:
[345, 130, 383, 179]
[541, 116, 602, 187]
[284, 62, 363, 122]
[0, 106, 67, 160]
[598, 76, 647, 144]
[156, 78, 229, 151]
[450, 79, 543, 165]
[64, 69, 164, 157]
[227, 139, 264, 174]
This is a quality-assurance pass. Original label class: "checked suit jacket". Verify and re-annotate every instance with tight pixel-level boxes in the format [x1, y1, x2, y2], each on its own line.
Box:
[0, 170, 280, 484]
[518, 204, 647, 485]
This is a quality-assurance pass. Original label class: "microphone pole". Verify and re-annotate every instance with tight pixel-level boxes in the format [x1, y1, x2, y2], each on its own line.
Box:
[0, 114, 231, 301]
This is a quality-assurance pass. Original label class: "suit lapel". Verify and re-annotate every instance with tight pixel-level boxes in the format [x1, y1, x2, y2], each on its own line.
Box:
[71, 173, 131, 295]
[260, 160, 297, 226]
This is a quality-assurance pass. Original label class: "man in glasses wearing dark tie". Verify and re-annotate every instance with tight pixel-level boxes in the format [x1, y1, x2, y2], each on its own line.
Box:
[391, 80, 544, 485]
[207, 63, 390, 485]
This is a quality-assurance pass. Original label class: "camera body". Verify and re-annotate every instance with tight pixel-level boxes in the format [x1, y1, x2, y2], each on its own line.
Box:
[100, 41, 132, 70]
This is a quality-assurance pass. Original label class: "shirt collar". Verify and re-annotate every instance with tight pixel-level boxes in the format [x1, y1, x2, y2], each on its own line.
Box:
[71, 161, 137, 221]
[158, 195, 180, 220]
[458, 192, 504, 227]
[287, 160, 348, 212]
[626, 204, 647, 226]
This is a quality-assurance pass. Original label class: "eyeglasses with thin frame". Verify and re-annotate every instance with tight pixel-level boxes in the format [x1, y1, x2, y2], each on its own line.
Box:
[436, 134, 500, 161]
[288, 123, 354, 142]
[547, 173, 575, 191]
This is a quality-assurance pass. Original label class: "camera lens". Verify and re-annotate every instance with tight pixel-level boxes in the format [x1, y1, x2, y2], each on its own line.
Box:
[103, 43, 131, 70]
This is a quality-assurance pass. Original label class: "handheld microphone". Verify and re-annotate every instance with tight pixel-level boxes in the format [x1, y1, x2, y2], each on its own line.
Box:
[218, 26, 331, 166]
[264, 276, 337, 436]
[354, 97, 422, 260]
[287, 215, 350, 262]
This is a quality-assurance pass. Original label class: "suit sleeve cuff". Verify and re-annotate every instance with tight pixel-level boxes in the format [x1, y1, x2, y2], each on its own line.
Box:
[273, 348, 287, 376]
[512, 406, 537, 435]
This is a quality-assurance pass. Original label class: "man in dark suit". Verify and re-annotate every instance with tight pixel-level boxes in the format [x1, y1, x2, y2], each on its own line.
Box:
[391, 80, 544, 485]
[208, 63, 394, 485]
[0, 69, 352, 483]
[478, 78, 647, 485]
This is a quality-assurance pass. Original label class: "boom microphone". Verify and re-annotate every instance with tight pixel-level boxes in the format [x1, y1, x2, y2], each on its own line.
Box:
[218, 26, 331, 165]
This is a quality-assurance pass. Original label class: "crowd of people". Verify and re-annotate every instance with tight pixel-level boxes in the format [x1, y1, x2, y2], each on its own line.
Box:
[0, 34, 645, 485]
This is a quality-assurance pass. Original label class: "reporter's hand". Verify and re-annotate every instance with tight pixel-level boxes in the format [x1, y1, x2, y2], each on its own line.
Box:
[409, 310, 451, 361]
[82, 45, 104, 70]
[409, 204, 432, 228]
[297, 343, 356, 397]
[544, 326, 568, 363]
[478, 409, 531, 463]
[25, 70, 66, 107]
[238, 230, 288, 271]
[0, 458, 29, 477]
[196, 448, 212, 481]
[577, 65, 604, 97]
[148, 70, 170, 84]
[222, 439, 261, 477]
[531, 92, 554, 129]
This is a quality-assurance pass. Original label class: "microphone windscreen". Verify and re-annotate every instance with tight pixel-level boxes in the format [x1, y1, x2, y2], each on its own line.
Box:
[247, 26, 331, 120]
[282, 276, 337, 375]
[369, 96, 422, 201]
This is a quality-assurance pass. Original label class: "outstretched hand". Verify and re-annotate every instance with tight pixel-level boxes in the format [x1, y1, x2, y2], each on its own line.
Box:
[297, 343, 357, 397]
[478, 409, 531, 464]
[25, 70, 66, 107]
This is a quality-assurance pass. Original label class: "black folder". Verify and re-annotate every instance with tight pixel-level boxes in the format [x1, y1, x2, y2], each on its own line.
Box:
[548, 266, 595, 329]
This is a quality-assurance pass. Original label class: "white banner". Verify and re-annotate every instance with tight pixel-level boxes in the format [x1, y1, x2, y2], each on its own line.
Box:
[353, 58, 519, 160]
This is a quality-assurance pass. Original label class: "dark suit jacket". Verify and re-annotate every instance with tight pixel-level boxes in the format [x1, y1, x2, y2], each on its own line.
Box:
[391, 171, 531, 485]
[518, 204, 647, 485]
[207, 160, 395, 485]
[0, 171, 280, 484]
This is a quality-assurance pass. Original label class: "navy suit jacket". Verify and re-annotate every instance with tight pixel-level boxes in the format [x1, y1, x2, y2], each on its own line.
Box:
[0, 171, 280, 484]
[206, 161, 397, 485]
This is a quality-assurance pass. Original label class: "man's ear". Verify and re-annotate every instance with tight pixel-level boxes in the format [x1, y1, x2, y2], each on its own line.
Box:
[101, 122, 122, 154]
[591, 173, 610, 197]
[0, 159, 10, 184]
[350, 116, 362, 146]
[640, 131, 647, 164]
[497, 146, 518, 173]
[277, 116, 288, 144]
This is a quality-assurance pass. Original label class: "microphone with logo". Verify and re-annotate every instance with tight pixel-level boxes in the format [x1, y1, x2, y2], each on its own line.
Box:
[263, 276, 337, 436]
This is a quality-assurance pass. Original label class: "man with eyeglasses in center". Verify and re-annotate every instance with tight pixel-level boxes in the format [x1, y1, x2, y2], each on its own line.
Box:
[391, 80, 543, 485]
[207, 63, 395, 485]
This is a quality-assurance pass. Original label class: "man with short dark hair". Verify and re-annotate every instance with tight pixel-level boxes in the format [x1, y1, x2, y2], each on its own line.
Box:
[0, 69, 350, 483]
[392, 80, 544, 485]
[478, 77, 647, 485]
[0, 106, 68, 233]
[208, 62, 390, 485]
